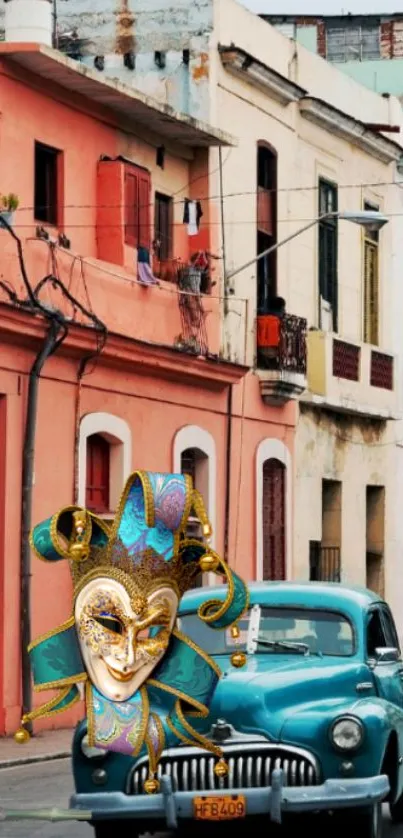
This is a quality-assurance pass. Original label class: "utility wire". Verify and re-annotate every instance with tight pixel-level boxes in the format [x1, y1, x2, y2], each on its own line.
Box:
[7, 211, 403, 230]
[11, 176, 403, 214]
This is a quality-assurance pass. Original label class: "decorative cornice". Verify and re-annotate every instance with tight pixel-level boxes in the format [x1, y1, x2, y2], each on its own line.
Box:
[299, 97, 403, 164]
[0, 304, 248, 391]
[218, 44, 307, 105]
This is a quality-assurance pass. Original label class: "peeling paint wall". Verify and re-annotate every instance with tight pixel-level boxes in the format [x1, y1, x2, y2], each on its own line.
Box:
[0, 0, 214, 119]
[294, 406, 403, 633]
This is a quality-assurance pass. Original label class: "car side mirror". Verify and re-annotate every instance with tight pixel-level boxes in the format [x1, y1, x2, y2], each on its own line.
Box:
[375, 647, 400, 663]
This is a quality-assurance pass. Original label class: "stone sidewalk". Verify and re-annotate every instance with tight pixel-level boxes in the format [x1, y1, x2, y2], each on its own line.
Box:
[0, 729, 73, 769]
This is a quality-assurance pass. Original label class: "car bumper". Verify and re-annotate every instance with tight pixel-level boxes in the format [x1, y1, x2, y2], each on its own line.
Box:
[70, 771, 390, 827]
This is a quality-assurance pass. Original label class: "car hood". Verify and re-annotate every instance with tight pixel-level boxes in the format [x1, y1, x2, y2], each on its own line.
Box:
[208, 653, 370, 740]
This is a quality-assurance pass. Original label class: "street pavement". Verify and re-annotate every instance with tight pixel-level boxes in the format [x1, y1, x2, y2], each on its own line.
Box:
[0, 758, 401, 838]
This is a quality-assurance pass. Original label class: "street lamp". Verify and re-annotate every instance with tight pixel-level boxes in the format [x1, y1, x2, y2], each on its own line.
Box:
[226, 208, 389, 282]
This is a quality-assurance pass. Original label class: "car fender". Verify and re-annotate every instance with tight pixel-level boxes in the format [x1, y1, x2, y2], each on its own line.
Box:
[279, 696, 394, 781]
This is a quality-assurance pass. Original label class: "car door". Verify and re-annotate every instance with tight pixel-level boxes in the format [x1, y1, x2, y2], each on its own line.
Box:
[371, 605, 403, 797]
[367, 605, 403, 708]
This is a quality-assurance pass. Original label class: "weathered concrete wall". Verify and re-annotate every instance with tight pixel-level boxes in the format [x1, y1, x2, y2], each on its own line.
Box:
[1, 0, 213, 51]
[0, 0, 214, 118]
[294, 405, 403, 640]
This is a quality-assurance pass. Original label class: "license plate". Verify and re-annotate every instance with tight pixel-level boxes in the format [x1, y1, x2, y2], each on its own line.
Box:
[193, 795, 246, 821]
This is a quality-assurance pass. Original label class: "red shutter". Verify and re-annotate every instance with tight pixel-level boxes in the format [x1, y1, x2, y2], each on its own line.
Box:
[138, 170, 151, 249]
[86, 434, 110, 513]
[125, 169, 139, 247]
[262, 459, 286, 580]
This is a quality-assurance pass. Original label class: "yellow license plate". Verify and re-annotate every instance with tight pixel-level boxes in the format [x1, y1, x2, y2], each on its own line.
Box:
[193, 795, 246, 821]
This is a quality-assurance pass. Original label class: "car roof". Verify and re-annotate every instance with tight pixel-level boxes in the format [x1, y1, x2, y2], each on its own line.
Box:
[179, 581, 383, 616]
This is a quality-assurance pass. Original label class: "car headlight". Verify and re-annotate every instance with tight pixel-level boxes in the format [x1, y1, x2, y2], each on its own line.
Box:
[80, 734, 107, 760]
[330, 716, 364, 752]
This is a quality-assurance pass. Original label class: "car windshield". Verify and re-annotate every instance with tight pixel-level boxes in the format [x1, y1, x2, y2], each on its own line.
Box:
[177, 606, 355, 657]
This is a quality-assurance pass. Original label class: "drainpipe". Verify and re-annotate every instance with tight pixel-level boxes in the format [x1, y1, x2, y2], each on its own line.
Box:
[20, 319, 64, 731]
[224, 383, 233, 563]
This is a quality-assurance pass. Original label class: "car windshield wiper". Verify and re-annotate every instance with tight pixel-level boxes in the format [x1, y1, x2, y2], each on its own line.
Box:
[256, 637, 313, 655]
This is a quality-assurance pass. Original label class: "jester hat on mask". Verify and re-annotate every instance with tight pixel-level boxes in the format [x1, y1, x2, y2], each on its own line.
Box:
[18, 471, 249, 792]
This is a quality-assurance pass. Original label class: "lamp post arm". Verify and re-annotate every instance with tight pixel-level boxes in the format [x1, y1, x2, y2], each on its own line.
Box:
[225, 213, 334, 282]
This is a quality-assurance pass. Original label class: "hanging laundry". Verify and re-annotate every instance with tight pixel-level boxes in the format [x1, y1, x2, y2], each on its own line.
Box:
[137, 246, 159, 286]
[183, 199, 203, 236]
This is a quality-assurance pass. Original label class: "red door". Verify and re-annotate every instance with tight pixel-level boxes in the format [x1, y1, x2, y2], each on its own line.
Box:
[262, 458, 286, 580]
[0, 397, 6, 733]
[85, 434, 110, 514]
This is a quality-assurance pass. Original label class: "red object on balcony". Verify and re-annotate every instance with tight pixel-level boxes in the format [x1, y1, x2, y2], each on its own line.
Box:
[257, 314, 280, 348]
[257, 187, 274, 237]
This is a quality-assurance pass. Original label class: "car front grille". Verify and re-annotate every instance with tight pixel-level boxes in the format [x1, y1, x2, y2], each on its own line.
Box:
[130, 743, 320, 794]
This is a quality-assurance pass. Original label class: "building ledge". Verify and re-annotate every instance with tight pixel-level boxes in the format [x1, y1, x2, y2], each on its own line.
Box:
[299, 97, 403, 164]
[256, 368, 307, 405]
[0, 304, 248, 391]
[218, 44, 307, 105]
[300, 390, 401, 421]
[0, 42, 236, 149]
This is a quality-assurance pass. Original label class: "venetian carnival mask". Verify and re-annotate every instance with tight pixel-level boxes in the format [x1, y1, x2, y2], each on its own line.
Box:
[17, 470, 249, 793]
[75, 578, 178, 701]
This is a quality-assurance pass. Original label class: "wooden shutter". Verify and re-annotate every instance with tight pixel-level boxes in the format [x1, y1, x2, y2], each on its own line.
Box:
[138, 170, 151, 249]
[262, 459, 286, 580]
[124, 168, 139, 247]
[363, 239, 379, 345]
[257, 187, 274, 237]
[155, 193, 173, 260]
[86, 434, 110, 513]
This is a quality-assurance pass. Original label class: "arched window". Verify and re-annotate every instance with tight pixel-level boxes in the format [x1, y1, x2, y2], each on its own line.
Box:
[262, 459, 286, 580]
[257, 142, 277, 315]
[173, 425, 216, 545]
[78, 412, 132, 518]
[174, 426, 216, 588]
[180, 447, 209, 539]
[256, 439, 291, 581]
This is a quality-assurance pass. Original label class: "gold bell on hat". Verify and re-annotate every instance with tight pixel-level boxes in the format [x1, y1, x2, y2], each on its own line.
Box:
[69, 541, 90, 562]
[144, 775, 160, 794]
[199, 554, 219, 573]
[230, 651, 247, 668]
[214, 759, 229, 778]
[14, 718, 31, 744]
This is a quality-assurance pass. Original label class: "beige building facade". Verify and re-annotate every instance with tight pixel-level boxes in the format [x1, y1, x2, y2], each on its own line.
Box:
[19, 0, 403, 629]
[208, 1, 403, 632]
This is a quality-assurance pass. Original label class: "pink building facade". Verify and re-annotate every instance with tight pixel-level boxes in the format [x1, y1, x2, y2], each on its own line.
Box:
[0, 44, 297, 735]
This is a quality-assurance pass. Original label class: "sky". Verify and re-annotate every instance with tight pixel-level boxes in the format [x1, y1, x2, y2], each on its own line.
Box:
[242, 0, 402, 14]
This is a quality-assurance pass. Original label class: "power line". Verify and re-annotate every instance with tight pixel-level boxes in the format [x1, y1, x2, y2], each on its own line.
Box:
[10, 176, 403, 214]
[7, 210, 403, 230]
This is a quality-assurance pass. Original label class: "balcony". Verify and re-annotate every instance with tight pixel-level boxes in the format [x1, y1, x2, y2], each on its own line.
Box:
[0, 236, 248, 393]
[303, 330, 398, 420]
[256, 313, 307, 405]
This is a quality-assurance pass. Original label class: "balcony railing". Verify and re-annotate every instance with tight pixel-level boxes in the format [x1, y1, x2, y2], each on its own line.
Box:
[256, 312, 307, 374]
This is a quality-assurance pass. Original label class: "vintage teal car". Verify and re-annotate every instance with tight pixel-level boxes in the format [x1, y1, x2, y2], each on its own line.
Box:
[70, 582, 403, 838]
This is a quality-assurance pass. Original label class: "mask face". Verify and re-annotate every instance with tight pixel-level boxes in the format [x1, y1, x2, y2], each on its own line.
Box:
[75, 577, 178, 701]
